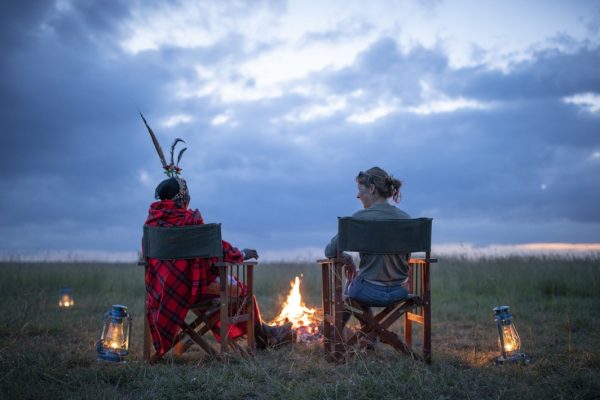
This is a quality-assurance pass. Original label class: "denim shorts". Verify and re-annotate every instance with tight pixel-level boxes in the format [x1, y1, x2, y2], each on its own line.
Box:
[345, 275, 408, 307]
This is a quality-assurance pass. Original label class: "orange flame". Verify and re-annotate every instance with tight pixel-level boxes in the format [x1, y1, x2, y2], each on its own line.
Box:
[270, 276, 319, 335]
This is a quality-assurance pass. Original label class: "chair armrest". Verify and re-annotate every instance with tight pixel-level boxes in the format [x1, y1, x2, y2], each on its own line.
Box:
[317, 258, 345, 265]
[214, 261, 258, 268]
[408, 258, 438, 264]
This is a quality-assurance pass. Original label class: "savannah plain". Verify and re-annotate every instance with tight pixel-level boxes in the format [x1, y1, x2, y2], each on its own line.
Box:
[1, 256, 599, 399]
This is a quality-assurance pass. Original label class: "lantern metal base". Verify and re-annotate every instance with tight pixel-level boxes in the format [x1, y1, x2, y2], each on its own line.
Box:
[97, 352, 128, 363]
[495, 352, 529, 366]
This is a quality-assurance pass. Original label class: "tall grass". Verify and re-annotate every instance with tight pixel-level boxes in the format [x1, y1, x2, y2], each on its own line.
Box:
[1, 257, 599, 399]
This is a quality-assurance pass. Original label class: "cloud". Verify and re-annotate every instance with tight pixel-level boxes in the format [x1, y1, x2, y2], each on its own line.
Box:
[120, 1, 281, 54]
[406, 97, 489, 115]
[563, 92, 600, 113]
[282, 95, 347, 123]
[211, 113, 232, 126]
[162, 114, 193, 128]
[1, 1, 599, 257]
[347, 102, 396, 124]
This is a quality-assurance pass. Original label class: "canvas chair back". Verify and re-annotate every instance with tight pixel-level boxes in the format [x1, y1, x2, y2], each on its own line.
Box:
[143, 223, 223, 260]
[337, 217, 432, 254]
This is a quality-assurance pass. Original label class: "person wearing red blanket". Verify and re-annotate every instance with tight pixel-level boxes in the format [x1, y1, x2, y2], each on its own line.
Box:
[139, 118, 292, 357]
[144, 176, 289, 357]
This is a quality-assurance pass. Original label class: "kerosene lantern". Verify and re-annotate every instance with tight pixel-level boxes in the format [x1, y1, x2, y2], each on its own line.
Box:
[96, 305, 132, 362]
[58, 287, 74, 308]
[493, 305, 529, 365]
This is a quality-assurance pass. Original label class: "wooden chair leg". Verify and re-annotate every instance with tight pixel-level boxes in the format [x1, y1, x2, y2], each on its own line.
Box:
[345, 298, 420, 359]
[143, 294, 152, 362]
[404, 315, 413, 349]
[246, 295, 256, 354]
[332, 262, 345, 362]
[351, 310, 416, 357]
[181, 322, 220, 359]
[219, 267, 229, 354]
[423, 262, 432, 364]
[405, 264, 414, 350]
[321, 264, 333, 360]
[246, 265, 255, 354]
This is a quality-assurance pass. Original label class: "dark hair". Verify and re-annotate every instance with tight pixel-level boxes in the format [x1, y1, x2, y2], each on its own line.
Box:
[155, 177, 190, 207]
[356, 166, 402, 203]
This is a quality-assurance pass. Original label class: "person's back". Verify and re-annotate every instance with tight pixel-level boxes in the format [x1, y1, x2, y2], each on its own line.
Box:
[325, 166, 411, 308]
[351, 203, 411, 284]
[144, 177, 247, 355]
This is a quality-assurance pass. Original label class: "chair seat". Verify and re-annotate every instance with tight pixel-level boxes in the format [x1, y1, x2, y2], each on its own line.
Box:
[190, 298, 220, 309]
[346, 294, 421, 310]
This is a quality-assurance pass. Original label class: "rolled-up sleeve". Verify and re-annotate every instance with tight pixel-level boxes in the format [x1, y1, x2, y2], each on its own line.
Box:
[222, 240, 244, 263]
[324, 235, 338, 258]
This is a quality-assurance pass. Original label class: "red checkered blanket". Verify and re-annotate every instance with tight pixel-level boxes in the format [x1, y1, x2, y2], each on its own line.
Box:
[144, 200, 245, 356]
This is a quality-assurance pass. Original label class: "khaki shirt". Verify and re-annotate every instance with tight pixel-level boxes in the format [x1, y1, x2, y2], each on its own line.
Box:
[325, 203, 411, 285]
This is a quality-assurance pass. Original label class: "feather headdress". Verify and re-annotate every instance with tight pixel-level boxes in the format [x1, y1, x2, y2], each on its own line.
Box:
[140, 113, 187, 178]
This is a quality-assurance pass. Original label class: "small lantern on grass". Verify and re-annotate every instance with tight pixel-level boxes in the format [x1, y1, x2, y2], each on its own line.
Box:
[96, 305, 132, 363]
[58, 287, 74, 308]
[493, 305, 529, 365]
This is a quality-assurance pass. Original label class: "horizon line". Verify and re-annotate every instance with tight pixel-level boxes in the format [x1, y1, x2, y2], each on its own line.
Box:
[1, 242, 599, 263]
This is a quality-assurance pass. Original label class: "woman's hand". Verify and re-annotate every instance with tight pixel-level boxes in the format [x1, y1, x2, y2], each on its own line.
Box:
[340, 252, 353, 265]
[344, 264, 356, 280]
[341, 252, 356, 280]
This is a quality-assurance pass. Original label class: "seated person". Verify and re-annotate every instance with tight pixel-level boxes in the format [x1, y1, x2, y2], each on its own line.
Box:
[325, 167, 410, 325]
[139, 119, 292, 355]
[145, 176, 292, 355]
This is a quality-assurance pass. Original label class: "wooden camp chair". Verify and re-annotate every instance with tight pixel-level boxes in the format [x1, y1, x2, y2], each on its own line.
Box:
[141, 223, 256, 362]
[318, 217, 436, 363]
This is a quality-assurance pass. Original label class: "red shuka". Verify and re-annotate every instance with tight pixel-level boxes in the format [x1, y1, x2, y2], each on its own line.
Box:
[144, 200, 245, 356]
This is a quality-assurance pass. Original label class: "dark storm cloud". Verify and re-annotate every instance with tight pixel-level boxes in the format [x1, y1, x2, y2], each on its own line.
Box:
[260, 38, 600, 245]
[0, 1, 599, 257]
[325, 38, 449, 103]
[0, 1, 52, 53]
[0, 1, 186, 250]
[447, 47, 600, 102]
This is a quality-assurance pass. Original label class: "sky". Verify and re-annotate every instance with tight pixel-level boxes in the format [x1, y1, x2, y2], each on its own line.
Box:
[1, 0, 599, 261]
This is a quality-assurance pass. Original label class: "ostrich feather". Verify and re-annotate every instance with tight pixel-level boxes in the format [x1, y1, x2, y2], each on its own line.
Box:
[140, 113, 167, 168]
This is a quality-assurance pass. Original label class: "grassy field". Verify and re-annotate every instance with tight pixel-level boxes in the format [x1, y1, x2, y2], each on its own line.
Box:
[1, 257, 599, 399]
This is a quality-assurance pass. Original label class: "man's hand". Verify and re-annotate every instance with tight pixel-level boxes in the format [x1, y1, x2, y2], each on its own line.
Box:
[242, 248, 259, 260]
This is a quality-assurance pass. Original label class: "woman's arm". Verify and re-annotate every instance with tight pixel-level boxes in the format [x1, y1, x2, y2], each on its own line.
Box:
[325, 234, 338, 258]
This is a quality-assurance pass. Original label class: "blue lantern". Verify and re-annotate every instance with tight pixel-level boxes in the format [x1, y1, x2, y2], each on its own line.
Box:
[493, 305, 529, 365]
[96, 305, 132, 362]
[58, 287, 75, 308]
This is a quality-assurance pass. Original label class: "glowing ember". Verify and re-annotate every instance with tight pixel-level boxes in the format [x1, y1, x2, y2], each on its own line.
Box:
[270, 276, 322, 342]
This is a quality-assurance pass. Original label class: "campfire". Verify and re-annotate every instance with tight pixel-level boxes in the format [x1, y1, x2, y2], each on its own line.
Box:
[269, 276, 323, 343]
